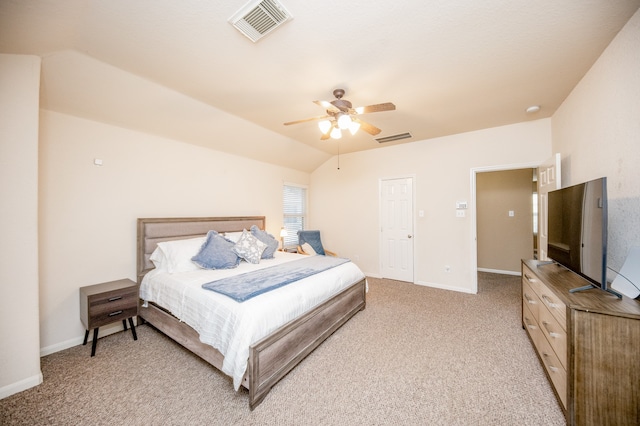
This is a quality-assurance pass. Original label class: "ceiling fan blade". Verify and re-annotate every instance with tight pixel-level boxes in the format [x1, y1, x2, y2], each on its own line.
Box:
[314, 100, 341, 114]
[353, 118, 382, 136]
[355, 102, 396, 114]
[284, 115, 330, 126]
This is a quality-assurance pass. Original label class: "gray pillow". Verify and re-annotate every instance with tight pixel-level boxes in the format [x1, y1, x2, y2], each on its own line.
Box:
[233, 230, 267, 264]
[192, 230, 240, 270]
[250, 225, 279, 259]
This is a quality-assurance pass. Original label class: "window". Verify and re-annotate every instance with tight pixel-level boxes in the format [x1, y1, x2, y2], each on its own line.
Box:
[283, 183, 307, 248]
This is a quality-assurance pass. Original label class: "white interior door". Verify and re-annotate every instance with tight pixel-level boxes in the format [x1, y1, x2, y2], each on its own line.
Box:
[537, 153, 561, 261]
[380, 177, 414, 282]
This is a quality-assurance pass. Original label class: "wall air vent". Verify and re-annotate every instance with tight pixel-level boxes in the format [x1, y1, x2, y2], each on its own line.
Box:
[229, 0, 292, 43]
[375, 132, 413, 143]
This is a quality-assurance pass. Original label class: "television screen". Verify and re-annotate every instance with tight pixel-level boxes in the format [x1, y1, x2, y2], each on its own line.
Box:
[547, 177, 609, 292]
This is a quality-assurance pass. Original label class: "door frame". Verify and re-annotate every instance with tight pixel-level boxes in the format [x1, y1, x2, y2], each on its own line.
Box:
[469, 161, 540, 293]
[379, 174, 416, 282]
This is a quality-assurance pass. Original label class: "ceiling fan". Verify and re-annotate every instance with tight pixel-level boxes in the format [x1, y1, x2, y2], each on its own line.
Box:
[284, 89, 396, 140]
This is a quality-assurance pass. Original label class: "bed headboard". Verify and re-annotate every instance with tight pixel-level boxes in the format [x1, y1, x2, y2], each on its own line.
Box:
[137, 216, 266, 283]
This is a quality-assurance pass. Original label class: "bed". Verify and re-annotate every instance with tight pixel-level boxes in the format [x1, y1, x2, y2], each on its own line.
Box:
[136, 216, 367, 409]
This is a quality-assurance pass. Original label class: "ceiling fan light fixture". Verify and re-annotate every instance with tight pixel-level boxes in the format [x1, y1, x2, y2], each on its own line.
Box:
[337, 114, 352, 130]
[330, 127, 342, 139]
[318, 120, 332, 134]
[348, 120, 361, 135]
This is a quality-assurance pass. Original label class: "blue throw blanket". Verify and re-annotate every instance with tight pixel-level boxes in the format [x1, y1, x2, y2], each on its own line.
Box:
[202, 256, 350, 302]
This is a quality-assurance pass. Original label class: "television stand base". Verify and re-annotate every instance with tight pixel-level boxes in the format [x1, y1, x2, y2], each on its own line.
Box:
[569, 284, 623, 298]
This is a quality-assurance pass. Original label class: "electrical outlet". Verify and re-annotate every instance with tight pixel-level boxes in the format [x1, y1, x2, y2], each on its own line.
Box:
[456, 210, 465, 218]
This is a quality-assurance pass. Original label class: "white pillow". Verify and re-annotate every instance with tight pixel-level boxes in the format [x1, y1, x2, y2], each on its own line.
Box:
[301, 242, 317, 256]
[156, 236, 206, 273]
[149, 246, 168, 271]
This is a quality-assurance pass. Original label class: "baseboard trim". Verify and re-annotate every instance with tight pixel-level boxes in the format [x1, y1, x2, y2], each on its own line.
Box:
[413, 280, 477, 294]
[0, 371, 43, 399]
[40, 321, 133, 357]
[477, 268, 521, 276]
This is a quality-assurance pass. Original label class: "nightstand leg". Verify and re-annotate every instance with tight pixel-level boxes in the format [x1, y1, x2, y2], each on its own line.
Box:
[122, 319, 128, 331]
[128, 317, 137, 341]
[91, 328, 99, 357]
[83, 329, 90, 345]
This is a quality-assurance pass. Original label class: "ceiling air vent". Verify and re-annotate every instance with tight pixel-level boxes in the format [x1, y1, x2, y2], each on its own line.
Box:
[375, 132, 413, 143]
[229, 0, 292, 43]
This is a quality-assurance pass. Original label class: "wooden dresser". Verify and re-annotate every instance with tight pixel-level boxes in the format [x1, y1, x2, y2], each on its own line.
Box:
[521, 259, 640, 425]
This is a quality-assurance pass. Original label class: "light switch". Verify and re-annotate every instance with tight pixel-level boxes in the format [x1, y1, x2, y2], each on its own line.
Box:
[419, 210, 425, 217]
[508, 210, 515, 217]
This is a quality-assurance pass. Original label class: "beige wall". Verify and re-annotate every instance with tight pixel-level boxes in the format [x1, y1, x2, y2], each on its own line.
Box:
[552, 8, 640, 274]
[0, 54, 42, 398]
[310, 119, 551, 293]
[38, 110, 309, 354]
[476, 169, 534, 273]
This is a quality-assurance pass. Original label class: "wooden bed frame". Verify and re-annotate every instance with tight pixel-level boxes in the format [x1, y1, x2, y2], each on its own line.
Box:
[137, 216, 366, 410]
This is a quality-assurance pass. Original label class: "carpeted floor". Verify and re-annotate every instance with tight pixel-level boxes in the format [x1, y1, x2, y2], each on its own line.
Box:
[0, 273, 565, 425]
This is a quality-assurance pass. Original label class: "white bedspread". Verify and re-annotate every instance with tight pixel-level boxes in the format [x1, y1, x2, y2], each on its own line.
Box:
[140, 251, 366, 390]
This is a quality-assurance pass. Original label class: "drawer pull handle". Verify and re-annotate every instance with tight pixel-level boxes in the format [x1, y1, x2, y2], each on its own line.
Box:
[524, 273, 535, 283]
[523, 317, 537, 330]
[541, 294, 560, 309]
[542, 353, 559, 372]
[108, 296, 123, 302]
[108, 310, 123, 317]
[524, 293, 537, 304]
[542, 321, 561, 338]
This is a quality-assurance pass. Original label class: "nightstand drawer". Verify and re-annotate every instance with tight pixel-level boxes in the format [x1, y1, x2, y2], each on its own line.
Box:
[89, 288, 137, 312]
[89, 305, 138, 328]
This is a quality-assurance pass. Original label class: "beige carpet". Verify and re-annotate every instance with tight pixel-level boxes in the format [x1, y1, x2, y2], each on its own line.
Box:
[1, 273, 565, 425]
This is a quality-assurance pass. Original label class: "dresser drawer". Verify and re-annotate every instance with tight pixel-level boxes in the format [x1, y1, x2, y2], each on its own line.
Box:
[523, 301, 542, 349]
[537, 283, 567, 328]
[523, 280, 542, 323]
[522, 265, 541, 295]
[539, 305, 567, 369]
[536, 327, 567, 409]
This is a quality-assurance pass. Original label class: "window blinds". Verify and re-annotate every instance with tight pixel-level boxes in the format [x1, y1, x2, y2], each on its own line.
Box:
[283, 184, 306, 247]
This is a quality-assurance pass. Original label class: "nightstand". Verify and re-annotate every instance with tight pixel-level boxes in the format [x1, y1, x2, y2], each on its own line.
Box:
[80, 279, 139, 356]
[280, 246, 298, 253]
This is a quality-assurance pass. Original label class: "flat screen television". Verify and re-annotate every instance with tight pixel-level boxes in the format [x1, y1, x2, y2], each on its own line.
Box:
[546, 177, 621, 297]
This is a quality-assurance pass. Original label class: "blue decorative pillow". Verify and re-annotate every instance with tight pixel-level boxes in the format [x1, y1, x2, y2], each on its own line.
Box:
[250, 225, 279, 259]
[233, 230, 267, 264]
[192, 230, 240, 270]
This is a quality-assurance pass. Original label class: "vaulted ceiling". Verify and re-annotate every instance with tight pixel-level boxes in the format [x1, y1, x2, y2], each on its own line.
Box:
[1, 0, 639, 172]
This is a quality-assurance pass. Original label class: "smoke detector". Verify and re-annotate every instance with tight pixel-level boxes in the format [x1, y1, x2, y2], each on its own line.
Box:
[229, 0, 293, 42]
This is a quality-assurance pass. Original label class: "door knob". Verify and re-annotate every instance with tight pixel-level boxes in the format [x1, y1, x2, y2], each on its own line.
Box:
[408, 235, 412, 238]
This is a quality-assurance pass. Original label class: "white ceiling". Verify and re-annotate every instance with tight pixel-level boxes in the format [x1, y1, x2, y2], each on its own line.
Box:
[1, 0, 639, 172]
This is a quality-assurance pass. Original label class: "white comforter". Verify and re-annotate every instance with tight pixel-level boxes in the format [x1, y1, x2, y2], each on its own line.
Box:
[140, 251, 366, 390]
